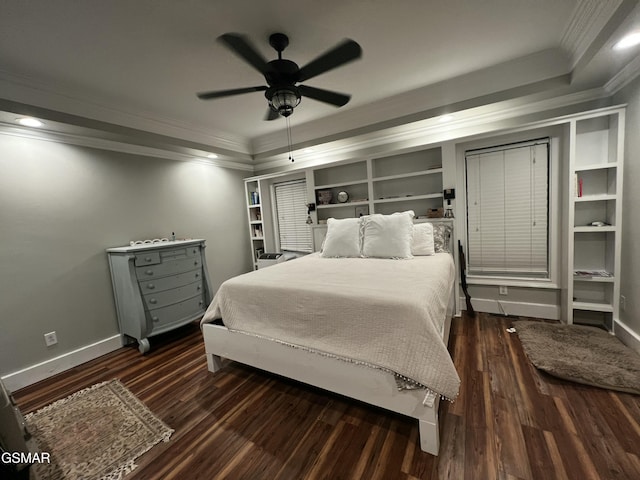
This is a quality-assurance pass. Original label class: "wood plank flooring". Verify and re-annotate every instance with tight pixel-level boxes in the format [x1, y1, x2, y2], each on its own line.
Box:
[13, 313, 640, 479]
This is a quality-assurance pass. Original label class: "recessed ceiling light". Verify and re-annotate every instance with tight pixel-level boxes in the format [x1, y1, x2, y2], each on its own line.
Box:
[16, 117, 43, 127]
[438, 115, 454, 122]
[207, 153, 218, 159]
[613, 32, 640, 50]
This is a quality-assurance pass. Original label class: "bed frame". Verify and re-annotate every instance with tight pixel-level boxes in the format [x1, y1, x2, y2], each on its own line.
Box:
[202, 275, 455, 455]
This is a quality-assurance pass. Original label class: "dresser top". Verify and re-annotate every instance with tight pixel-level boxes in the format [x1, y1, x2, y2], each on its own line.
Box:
[106, 239, 205, 253]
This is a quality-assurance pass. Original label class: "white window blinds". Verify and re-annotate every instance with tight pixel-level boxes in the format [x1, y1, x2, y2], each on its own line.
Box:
[465, 140, 549, 277]
[274, 180, 312, 253]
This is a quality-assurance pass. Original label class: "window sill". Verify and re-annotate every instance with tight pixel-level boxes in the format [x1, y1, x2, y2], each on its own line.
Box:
[466, 276, 559, 290]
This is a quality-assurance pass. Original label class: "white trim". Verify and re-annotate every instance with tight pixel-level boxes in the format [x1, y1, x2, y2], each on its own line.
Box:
[605, 54, 640, 94]
[1, 335, 122, 392]
[560, 0, 622, 69]
[0, 123, 254, 172]
[462, 297, 560, 320]
[614, 319, 640, 354]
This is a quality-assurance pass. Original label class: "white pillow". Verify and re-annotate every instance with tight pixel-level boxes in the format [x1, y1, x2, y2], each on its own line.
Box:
[321, 218, 362, 257]
[412, 222, 435, 255]
[361, 212, 413, 259]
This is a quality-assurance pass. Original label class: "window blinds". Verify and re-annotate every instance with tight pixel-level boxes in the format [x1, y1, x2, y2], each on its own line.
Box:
[274, 180, 312, 253]
[465, 141, 549, 277]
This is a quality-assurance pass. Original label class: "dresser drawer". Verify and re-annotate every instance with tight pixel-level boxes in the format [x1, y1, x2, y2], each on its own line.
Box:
[146, 294, 206, 329]
[160, 245, 201, 260]
[138, 270, 203, 294]
[134, 251, 161, 266]
[136, 255, 202, 279]
[143, 281, 204, 310]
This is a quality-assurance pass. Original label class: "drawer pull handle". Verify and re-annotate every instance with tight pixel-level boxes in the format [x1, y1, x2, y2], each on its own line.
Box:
[147, 284, 155, 290]
[145, 270, 154, 276]
[194, 261, 199, 266]
[149, 298, 157, 304]
[145, 257, 153, 262]
[195, 273, 200, 278]
[199, 301, 203, 306]
[152, 316, 159, 322]
[197, 285, 201, 290]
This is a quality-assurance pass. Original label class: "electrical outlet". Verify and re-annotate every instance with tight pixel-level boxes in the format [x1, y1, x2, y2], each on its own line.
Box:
[620, 295, 626, 311]
[44, 331, 57, 347]
[499, 285, 508, 295]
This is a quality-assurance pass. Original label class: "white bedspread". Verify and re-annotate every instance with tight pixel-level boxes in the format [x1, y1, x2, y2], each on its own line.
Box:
[201, 253, 460, 400]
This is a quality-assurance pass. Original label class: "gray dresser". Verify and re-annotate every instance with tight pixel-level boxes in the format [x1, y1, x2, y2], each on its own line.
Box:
[107, 239, 213, 353]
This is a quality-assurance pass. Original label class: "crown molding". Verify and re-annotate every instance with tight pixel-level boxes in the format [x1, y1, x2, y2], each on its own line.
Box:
[0, 69, 252, 155]
[560, 0, 623, 68]
[605, 53, 640, 94]
[0, 122, 254, 171]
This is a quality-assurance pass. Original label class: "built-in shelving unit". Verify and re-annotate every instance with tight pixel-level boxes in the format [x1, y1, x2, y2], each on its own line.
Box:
[563, 107, 624, 330]
[245, 179, 264, 270]
[313, 147, 444, 222]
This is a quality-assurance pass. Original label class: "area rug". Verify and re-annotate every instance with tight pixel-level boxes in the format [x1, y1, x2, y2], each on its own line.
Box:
[25, 379, 173, 480]
[514, 320, 640, 395]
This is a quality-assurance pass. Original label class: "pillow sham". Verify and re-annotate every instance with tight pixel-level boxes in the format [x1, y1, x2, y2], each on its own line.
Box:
[321, 217, 362, 257]
[433, 223, 452, 253]
[361, 212, 413, 259]
[411, 222, 435, 255]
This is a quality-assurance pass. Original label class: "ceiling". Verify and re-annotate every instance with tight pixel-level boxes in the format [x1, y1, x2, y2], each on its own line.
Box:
[1, 0, 639, 167]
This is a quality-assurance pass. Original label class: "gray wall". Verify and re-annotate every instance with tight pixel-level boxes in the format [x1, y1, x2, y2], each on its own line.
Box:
[0, 133, 250, 375]
[614, 77, 640, 339]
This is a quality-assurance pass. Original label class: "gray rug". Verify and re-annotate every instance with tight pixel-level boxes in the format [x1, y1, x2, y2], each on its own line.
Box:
[514, 320, 640, 395]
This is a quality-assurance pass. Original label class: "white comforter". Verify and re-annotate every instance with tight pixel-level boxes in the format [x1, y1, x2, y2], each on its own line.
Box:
[201, 253, 460, 400]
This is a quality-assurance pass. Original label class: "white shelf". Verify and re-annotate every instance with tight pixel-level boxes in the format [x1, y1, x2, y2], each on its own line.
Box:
[573, 275, 615, 283]
[315, 179, 368, 190]
[250, 220, 263, 225]
[372, 168, 443, 182]
[374, 193, 443, 204]
[248, 204, 262, 208]
[251, 237, 264, 241]
[572, 300, 614, 313]
[573, 226, 616, 233]
[317, 200, 370, 209]
[574, 162, 618, 172]
[574, 194, 616, 202]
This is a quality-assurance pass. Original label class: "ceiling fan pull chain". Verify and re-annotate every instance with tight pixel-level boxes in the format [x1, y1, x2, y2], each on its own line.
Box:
[286, 116, 294, 162]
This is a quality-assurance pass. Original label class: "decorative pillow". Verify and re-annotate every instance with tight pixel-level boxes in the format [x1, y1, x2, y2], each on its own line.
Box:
[361, 212, 413, 259]
[321, 217, 362, 257]
[411, 222, 435, 255]
[433, 224, 452, 253]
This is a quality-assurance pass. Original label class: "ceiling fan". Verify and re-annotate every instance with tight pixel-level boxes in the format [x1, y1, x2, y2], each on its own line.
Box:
[197, 33, 362, 120]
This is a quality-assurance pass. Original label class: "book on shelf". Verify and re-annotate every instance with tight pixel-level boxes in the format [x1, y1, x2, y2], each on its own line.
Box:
[573, 173, 583, 197]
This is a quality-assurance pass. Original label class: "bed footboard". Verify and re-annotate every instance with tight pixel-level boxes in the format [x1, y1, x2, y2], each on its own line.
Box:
[201, 323, 444, 455]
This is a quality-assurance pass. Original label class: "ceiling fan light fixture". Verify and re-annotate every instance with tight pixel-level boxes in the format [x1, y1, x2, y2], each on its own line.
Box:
[269, 88, 301, 117]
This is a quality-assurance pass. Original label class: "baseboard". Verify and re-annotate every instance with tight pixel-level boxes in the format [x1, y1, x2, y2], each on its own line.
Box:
[614, 319, 640, 354]
[461, 297, 560, 320]
[1, 335, 123, 392]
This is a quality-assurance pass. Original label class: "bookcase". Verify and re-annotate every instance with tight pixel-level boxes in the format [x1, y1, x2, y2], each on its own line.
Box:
[245, 179, 264, 270]
[313, 146, 444, 222]
[564, 107, 624, 329]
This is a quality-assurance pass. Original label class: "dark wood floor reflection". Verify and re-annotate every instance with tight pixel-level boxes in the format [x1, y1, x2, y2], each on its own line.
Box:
[14, 313, 640, 479]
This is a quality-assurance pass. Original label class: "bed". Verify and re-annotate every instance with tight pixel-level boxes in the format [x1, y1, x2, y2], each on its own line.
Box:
[200, 216, 459, 455]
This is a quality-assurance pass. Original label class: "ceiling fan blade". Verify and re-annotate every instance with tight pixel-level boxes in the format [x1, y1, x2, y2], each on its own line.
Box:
[264, 107, 280, 121]
[218, 33, 269, 75]
[298, 85, 351, 107]
[197, 85, 268, 100]
[297, 39, 362, 82]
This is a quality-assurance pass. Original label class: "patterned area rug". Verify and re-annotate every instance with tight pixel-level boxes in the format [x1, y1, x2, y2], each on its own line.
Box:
[25, 379, 173, 480]
[514, 320, 640, 395]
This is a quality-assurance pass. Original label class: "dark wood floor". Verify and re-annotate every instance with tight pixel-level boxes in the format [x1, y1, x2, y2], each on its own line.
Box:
[14, 313, 640, 479]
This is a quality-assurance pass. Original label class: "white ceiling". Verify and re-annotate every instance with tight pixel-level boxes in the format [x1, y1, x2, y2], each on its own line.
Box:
[1, 0, 639, 165]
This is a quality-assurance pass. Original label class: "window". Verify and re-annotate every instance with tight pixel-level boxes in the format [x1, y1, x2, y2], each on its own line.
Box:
[274, 180, 312, 253]
[465, 139, 549, 278]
